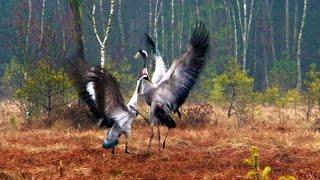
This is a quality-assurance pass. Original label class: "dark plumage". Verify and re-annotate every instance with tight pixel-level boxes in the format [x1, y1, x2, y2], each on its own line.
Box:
[68, 57, 143, 154]
[139, 21, 210, 152]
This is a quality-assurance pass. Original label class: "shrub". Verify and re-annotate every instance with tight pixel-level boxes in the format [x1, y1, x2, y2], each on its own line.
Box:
[211, 58, 255, 125]
[1, 58, 75, 125]
[262, 86, 281, 105]
[270, 59, 297, 90]
[244, 146, 296, 180]
[305, 64, 320, 120]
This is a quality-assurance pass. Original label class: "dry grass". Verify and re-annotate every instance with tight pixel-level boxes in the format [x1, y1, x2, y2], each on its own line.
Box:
[0, 102, 320, 179]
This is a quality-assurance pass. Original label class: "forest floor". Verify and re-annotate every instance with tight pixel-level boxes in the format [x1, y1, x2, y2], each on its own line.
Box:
[0, 102, 320, 179]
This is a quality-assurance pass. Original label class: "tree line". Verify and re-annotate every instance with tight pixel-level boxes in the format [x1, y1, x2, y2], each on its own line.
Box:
[0, 0, 319, 124]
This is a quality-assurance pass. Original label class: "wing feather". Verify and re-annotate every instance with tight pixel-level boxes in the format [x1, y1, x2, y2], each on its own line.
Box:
[155, 22, 209, 110]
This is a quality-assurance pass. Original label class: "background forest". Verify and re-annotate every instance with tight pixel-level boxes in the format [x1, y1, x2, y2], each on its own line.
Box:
[0, 0, 319, 122]
[0, 1, 320, 178]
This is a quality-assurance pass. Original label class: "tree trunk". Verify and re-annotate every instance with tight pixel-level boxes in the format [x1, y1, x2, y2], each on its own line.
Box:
[195, 0, 200, 19]
[179, 0, 184, 54]
[118, 0, 125, 58]
[149, 0, 153, 36]
[25, 0, 32, 61]
[91, 0, 115, 68]
[154, 0, 160, 49]
[101, 0, 115, 68]
[171, 0, 175, 59]
[231, 4, 239, 61]
[265, 0, 276, 62]
[57, 0, 66, 59]
[285, 0, 290, 54]
[161, 1, 165, 56]
[242, 0, 254, 70]
[292, 0, 299, 59]
[39, 0, 46, 49]
[70, 0, 85, 59]
[297, 0, 308, 90]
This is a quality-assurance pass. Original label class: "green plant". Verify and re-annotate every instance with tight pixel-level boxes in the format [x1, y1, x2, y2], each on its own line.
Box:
[10, 116, 18, 129]
[212, 58, 254, 125]
[243, 146, 271, 180]
[244, 146, 297, 180]
[262, 86, 281, 105]
[305, 64, 320, 120]
[1, 58, 75, 124]
[270, 59, 297, 91]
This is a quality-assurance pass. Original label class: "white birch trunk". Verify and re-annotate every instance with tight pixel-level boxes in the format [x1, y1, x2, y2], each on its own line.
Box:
[154, 0, 160, 49]
[39, 0, 46, 49]
[91, 0, 115, 68]
[195, 0, 200, 19]
[242, 0, 248, 70]
[149, 0, 153, 36]
[265, 0, 276, 62]
[285, 0, 290, 52]
[292, 0, 298, 59]
[26, 0, 32, 57]
[188, 7, 192, 42]
[179, 0, 184, 54]
[57, 0, 66, 54]
[161, 1, 165, 56]
[297, 0, 308, 90]
[231, 6, 239, 61]
[171, 0, 175, 59]
[236, 0, 254, 70]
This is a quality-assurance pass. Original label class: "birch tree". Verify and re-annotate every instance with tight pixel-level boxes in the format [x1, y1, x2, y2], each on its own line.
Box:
[161, 1, 165, 56]
[265, 0, 276, 62]
[39, 0, 46, 49]
[231, 4, 239, 61]
[57, 0, 66, 55]
[236, 0, 255, 70]
[118, 0, 125, 58]
[149, 0, 153, 36]
[171, 0, 175, 59]
[297, 0, 309, 90]
[292, 0, 299, 59]
[25, 0, 32, 60]
[285, 0, 290, 53]
[195, 0, 200, 19]
[153, 0, 160, 49]
[179, 0, 184, 54]
[91, 0, 115, 68]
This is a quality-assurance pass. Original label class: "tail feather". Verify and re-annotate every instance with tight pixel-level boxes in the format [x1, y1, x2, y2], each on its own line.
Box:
[154, 105, 176, 129]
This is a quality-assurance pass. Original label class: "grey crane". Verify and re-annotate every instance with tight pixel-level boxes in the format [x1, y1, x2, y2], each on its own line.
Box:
[138, 22, 210, 152]
[69, 59, 147, 154]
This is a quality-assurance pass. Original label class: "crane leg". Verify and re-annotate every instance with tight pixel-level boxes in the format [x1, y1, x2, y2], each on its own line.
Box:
[124, 133, 131, 154]
[162, 128, 170, 149]
[147, 126, 154, 153]
[111, 147, 115, 155]
[157, 126, 161, 151]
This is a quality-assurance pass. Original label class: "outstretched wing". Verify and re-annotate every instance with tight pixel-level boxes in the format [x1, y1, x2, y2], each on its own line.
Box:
[154, 22, 209, 110]
[68, 57, 102, 121]
[145, 34, 167, 84]
[83, 69, 129, 127]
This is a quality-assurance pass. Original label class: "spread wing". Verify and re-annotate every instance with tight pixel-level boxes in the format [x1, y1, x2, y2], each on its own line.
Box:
[83, 69, 130, 127]
[68, 57, 129, 127]
[154, 22, 209, 110]
[68, 57, 102, 121]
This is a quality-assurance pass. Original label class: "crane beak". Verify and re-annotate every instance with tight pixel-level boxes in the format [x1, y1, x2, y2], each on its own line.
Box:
[142, 67, 149, 76]
[134, 52, 141, 60]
